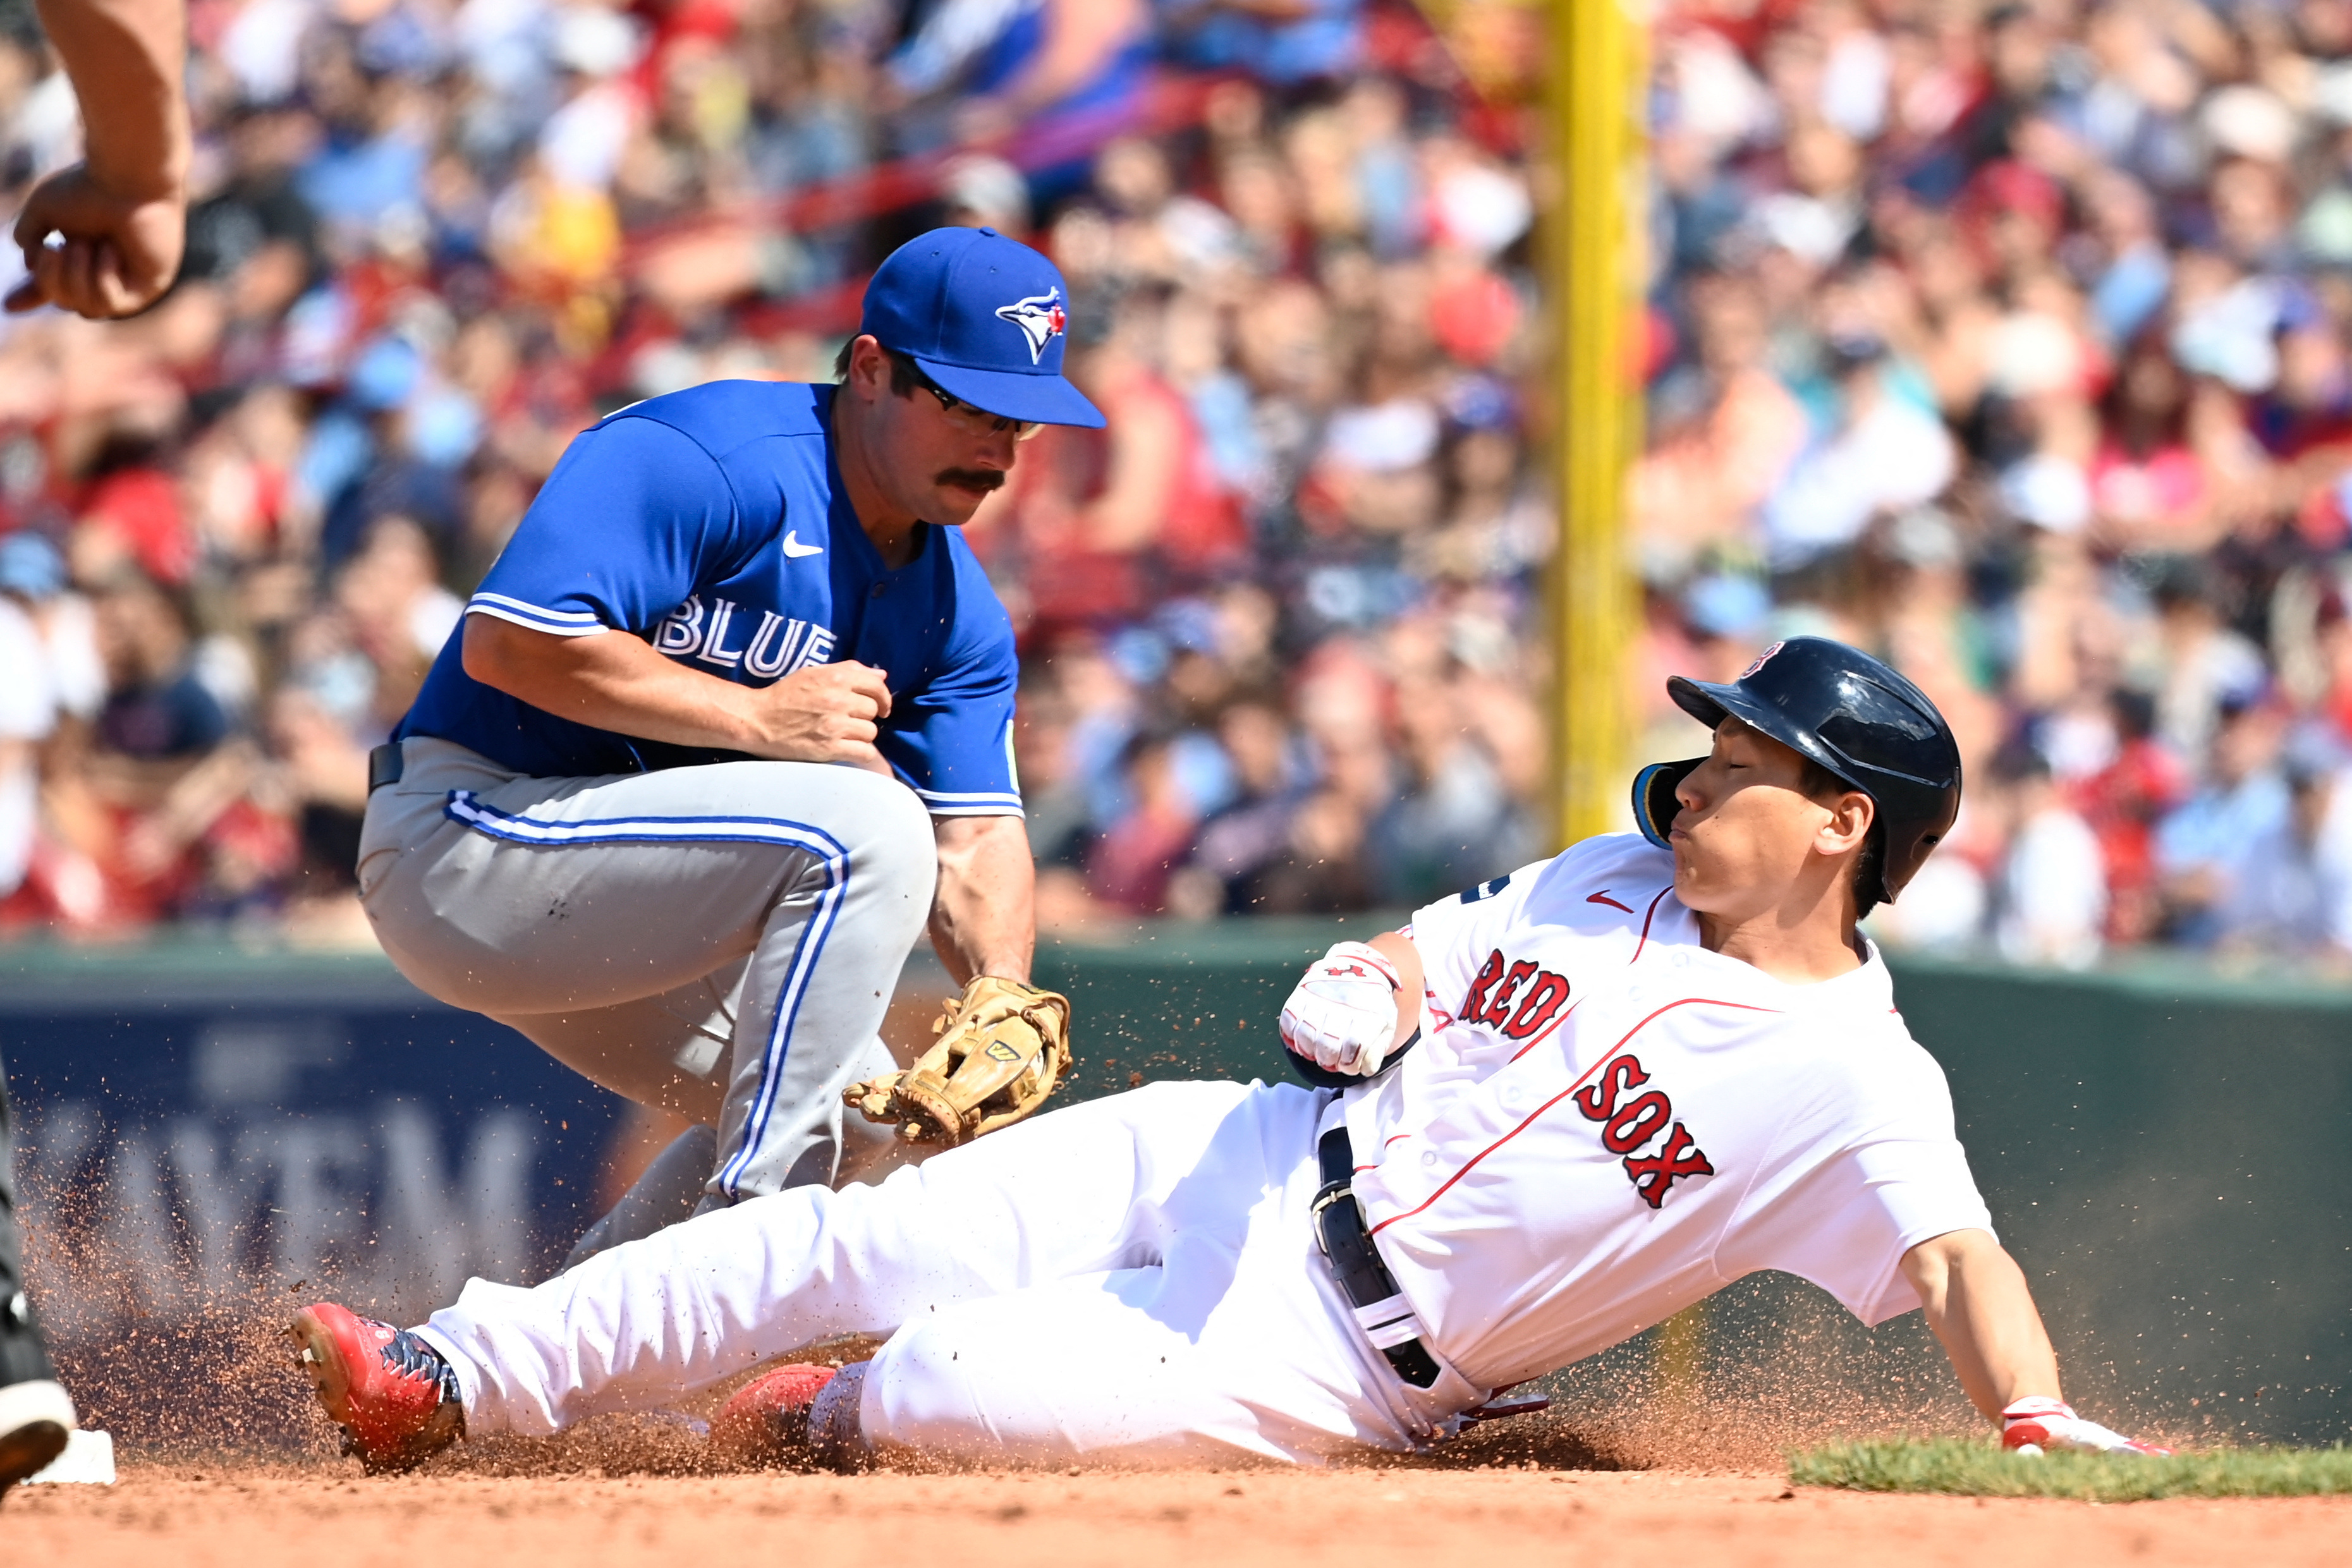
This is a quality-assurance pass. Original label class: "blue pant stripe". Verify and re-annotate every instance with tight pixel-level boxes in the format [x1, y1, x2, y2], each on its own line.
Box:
[717, 861, 850, 1198]
[444, 789, 852, 1201]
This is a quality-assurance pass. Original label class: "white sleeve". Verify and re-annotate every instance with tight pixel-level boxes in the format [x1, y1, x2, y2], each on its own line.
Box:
[1406, 858, 1552, 1026]
[1715, 1049, 1995, 1326]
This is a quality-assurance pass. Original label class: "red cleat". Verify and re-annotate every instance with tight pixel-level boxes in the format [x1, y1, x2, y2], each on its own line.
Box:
[710, 1364, 844, 1471]
[286, 1303, 465, 1473]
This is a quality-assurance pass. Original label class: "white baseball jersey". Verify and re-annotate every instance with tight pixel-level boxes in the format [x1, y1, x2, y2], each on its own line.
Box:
[1346, 833, 1994, 1392]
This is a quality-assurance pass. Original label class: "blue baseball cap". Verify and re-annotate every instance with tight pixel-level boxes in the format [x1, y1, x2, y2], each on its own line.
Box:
[858, 227, 1105, 429]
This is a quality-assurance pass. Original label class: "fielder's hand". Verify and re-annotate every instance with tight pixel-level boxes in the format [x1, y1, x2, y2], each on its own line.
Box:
[1279, 941, 1402, 1076]
[7, 165, 186, 319]
[2001, 1396, 2171, 1456]
[741, 660, 894, 774]
[846, 976, 1073, 1146]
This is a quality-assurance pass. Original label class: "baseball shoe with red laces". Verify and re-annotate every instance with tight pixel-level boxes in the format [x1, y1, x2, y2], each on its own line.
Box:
[287, 1303, 465, 1473]
[710, 1363, 867, 1471]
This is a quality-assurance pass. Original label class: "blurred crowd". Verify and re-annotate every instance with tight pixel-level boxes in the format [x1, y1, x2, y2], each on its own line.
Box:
[1642, 0, 2352, 968]
[0, 0, 1553, 946]
[8, 0, 2352, 971]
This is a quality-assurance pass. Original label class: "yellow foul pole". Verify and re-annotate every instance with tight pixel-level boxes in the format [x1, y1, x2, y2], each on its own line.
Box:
[1546, 0, 1647, 849]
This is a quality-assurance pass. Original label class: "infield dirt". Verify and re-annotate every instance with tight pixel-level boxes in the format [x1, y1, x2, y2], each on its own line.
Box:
[9, 1460, 2350, 1568]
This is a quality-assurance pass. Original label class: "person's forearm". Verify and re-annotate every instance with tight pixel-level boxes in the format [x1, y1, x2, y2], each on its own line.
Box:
[465, 614, 895, 770]
[1904, 1230, 2064, 1421]
[465, 615, 759, 752]
[929, 814, 1035, 986]
[34, 0, 190, 197]
[1368, 928, 1423, 1055]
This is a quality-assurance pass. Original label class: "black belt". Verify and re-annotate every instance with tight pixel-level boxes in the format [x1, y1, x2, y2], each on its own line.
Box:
[368, 743, 405, 793]
[1312, 1126, 1443, 1390]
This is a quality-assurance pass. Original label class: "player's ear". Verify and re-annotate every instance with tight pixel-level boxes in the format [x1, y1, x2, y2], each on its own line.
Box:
[1819, 789, 1874, 856]
[848, 335, 887, 398]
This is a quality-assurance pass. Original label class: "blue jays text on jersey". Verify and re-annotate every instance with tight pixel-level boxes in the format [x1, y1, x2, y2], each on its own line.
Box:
[649, 581, 838, 678]
[396, 380, 1023, 816]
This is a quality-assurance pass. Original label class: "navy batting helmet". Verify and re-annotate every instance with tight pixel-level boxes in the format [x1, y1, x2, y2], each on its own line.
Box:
[1630, 636, 1963, 904]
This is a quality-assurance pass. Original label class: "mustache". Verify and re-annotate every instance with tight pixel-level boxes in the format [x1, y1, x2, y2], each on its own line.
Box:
[935, 467, 1006, 492]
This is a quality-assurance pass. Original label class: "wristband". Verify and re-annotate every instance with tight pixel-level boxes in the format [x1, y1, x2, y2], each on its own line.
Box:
[1322, 940, 1399, 991]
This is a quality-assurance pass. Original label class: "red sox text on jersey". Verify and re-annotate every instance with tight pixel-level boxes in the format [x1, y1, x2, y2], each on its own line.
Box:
[1458, 947, 1717, 1210]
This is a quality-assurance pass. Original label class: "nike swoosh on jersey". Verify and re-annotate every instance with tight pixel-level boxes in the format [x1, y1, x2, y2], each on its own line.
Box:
[781, 531, 824, 558]
[1587, 890, 1634, 913]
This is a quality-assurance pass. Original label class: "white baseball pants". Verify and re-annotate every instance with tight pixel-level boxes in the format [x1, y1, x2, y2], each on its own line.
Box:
[358, 738, 938, 1230]
[413, 1081, 1489, 1466]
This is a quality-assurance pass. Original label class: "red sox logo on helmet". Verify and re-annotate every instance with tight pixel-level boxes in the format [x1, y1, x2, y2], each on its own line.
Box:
[1738, 640, 1785, 680]
[996, 289, 1068, 364]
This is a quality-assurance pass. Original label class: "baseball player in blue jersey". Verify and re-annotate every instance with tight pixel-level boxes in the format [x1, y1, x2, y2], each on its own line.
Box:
[356, 228, 1102, 1264]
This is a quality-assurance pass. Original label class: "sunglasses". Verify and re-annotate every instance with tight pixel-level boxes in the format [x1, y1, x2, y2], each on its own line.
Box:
[913, 368, 1045, 442]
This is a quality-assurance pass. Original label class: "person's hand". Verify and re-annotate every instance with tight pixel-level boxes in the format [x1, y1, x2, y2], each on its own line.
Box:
[2001, 1397, 2171, 1456]
[740, 661, 894, 773]
[1279, 941, 1401, 1076]
[8, 164, 187, 319]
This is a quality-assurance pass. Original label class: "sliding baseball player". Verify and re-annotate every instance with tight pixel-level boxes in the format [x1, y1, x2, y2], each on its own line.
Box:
[356, 228, 1094, 1263]
[293, 639, 2164, 1469]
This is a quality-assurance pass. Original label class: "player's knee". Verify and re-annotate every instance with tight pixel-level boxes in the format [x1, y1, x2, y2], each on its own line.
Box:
[843, 774, 938, 896]
[873, 769, 937, 846]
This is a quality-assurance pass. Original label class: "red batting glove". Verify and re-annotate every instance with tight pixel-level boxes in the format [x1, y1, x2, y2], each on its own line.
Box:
[2001, 1396, 2171, 1456]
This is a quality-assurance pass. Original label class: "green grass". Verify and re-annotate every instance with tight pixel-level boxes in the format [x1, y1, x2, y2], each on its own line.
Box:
[1789, 1438, 2352, 1502]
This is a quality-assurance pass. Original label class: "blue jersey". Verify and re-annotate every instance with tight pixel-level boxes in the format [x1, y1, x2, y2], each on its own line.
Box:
[396, 380, 1022, 817]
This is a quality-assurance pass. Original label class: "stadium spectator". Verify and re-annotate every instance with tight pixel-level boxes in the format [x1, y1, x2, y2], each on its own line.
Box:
[2156, 691, 2293, 947]
[2218, 724, 2352, 961]
[2066, 687, 2193, 947]
[1630, 270, 1808, 581]
[1989, 741, 2107, 971]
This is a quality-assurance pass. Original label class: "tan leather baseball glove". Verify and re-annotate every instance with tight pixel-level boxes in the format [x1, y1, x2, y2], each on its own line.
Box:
[844, 976, 1073, 1147]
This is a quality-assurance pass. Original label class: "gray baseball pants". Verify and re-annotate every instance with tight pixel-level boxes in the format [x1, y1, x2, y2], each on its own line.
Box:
[358, 738, 938, 1261]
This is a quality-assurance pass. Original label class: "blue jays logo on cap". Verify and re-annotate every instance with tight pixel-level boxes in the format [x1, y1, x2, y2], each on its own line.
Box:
[996, 289, 1068, 365]
[857, 228, 1104, 430]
